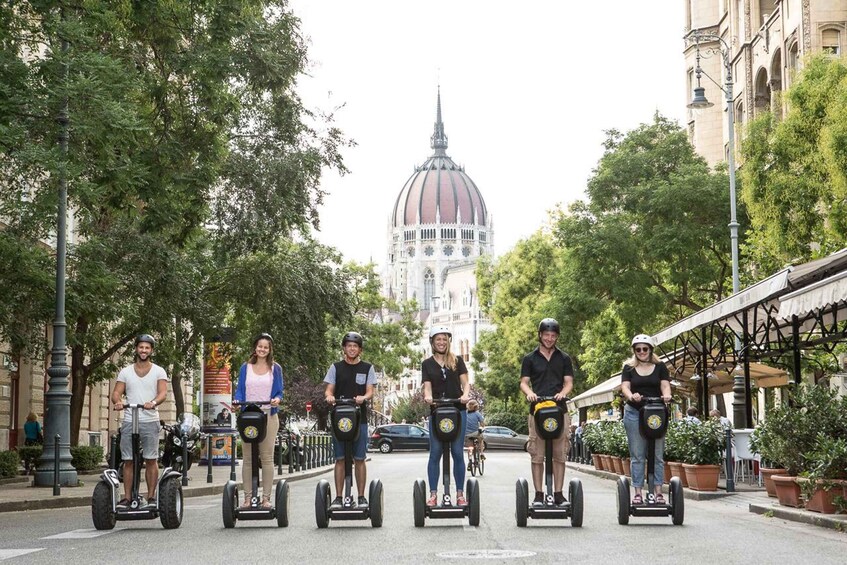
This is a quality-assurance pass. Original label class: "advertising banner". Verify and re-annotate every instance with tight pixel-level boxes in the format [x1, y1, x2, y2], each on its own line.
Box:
[202, 340, 235, 464]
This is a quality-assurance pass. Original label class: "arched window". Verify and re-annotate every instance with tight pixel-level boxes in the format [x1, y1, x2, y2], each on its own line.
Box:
[423, 269, 435, 310]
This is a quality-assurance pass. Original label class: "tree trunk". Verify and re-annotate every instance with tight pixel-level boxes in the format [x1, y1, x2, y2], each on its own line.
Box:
[69, 318, 88, 445]
[171, 361, 185, 418]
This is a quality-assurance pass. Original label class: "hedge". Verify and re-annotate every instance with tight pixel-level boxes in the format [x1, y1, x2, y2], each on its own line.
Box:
[0, 450, 21, 478]
[70, 445, 105, 471]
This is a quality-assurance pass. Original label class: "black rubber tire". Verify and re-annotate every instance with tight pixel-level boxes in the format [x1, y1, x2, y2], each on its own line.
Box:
[515, 478, 528, 527]
[369, 480, 384, 528]
[670, 477, 685, 525]
[469, 456, 477, 477]
[413, 479, 426, 527]
[378, 441, 393, 454]
[479, 455, 485, 477]
[315, 480, 330, 528]
[275, 480, 289, 527]
[159, 477, 183, 529]
[617, 476, 630, 525]
[569, 478, 583, 528]
[91, 481, 116, 530]
[222, 481, 237, 528]
[467, 478, 480, 526]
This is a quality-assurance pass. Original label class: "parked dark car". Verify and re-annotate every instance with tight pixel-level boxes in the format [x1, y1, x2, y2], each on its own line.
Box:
[481, 426, 529, 450]
[369, 423, 430, 453]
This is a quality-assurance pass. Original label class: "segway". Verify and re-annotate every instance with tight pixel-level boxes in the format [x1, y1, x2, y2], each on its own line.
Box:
[413, 398, 480, 527]
[315, 398, 383, 528]
[92, 404, 183, 530]
[222, 401, 289, 528]
[616, 397, 684, 525]
[515, 397, 583, 527]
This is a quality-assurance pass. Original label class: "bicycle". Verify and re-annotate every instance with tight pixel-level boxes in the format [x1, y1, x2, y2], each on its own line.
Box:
[466, 434, 484, 477]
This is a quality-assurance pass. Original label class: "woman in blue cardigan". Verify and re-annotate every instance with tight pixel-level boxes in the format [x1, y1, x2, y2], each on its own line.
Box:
[233, 333, 284, 508]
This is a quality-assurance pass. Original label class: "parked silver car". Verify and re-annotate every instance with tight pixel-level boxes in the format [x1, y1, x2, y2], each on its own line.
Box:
[481, 426, 529, 450]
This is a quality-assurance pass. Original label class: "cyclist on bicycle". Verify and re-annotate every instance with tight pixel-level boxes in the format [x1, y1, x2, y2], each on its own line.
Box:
[465, 400, 485, 471]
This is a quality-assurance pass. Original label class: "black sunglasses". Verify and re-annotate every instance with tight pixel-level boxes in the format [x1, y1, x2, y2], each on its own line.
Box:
[634, 346, 651, 353]
[441, 366, 447, 381]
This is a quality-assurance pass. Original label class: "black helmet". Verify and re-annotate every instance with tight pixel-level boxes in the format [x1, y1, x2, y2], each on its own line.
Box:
[341, 332, 363, 347]
[538, 318, 560, 334]
[134, 334, 156, 348]
[253, 332, 274, 347]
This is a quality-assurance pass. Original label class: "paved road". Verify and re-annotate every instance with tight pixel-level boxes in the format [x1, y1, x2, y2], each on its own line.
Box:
[0, 451, 844, 564]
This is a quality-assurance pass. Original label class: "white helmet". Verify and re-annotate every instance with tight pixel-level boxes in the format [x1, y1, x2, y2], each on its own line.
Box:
[631, 334, 654, 348]
[429, 325, 452, 341]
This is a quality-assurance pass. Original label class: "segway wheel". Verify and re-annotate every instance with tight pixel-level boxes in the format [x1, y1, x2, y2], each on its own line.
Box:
[275, 480, 289, 527]
[369, 480, 384, 528]
[616, 476, 630, 525]
[515, 478, 529, 528]
[159, 476, 184, 529]
[91, 481, 116, 530]
[670, 477, 685, 525]
[466, 478, 480, 527]
[413, 479, 426, 527]
[222, 481, 238, 528]
[568, 478, 583, 528]
[315, 480, 330, 529]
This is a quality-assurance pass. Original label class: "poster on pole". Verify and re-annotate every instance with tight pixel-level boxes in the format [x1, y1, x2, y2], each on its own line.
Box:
[202, 339, 234, 464]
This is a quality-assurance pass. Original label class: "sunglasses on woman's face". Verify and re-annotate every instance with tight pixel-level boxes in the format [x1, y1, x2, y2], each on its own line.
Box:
[634, 347, 650, 353]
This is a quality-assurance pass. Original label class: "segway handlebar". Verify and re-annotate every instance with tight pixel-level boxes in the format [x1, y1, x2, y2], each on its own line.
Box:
[333, 397, 358, 407]
[432, 397, 463, 406]
[113, 403, 150, 410]
[231, 400, 275, 407]
[640, 396, 669, 404]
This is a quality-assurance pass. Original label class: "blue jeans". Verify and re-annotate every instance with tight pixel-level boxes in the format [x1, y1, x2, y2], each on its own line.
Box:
[427, 410, 467, 492]
[623, 404, 665, 489]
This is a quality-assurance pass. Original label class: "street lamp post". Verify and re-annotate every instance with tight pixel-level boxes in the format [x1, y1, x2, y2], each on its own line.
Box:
[687, 33, 749, 428]
[35, 19, 78, 487]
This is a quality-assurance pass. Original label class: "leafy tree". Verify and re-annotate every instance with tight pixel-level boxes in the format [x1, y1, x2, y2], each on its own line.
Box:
[390, 390, 429, 425]
[0, 2, 348, 442]
[741, 54, 847, 266]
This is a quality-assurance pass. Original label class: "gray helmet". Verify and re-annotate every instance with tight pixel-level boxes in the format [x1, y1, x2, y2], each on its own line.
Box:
[134, 334, 156, 348]
[538, 318, 560, 334]
[341, 332, 363, 348]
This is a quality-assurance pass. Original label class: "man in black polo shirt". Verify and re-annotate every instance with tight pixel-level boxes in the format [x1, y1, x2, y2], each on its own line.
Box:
[324, 331, 377, 508]
[520, 318, 574, 507]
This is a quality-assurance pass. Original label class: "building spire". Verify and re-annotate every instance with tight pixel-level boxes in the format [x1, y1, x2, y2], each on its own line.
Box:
[430, 85, 448, 156]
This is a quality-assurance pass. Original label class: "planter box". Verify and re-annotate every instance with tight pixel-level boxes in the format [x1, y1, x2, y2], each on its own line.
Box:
[682, 463, 720, 491]
[591, 454, 602, 469]
[664, 462, 670, 484]
[760, 468, 787, 498]
[772, 475, 801, 508]
[799, 479, 841, 514]
[599, 454, 612, 472]
[610, 456, 623, 475]
[667, 461, 688, 488]
[623, 458, 631, 478]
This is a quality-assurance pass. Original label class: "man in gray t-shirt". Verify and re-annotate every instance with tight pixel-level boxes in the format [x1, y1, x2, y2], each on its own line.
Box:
[111, 334, 168, 507]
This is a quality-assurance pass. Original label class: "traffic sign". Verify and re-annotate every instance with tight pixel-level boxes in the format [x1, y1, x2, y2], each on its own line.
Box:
[306, 401, 312, 413]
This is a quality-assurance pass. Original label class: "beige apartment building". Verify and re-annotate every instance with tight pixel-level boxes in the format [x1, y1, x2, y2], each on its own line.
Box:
[684, 0, 847, 166]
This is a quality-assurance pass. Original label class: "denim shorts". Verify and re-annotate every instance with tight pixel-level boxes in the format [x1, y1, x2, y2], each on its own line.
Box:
[333, 423, 368, 461]
[120, 420, 161, 461]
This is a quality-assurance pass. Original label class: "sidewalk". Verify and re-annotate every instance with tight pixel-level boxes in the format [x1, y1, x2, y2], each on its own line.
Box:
[0, 461, 333, 513]
[569, 461, 847, 532]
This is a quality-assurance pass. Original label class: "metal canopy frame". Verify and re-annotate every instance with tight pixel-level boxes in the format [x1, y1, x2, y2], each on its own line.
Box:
[652, 249, 847, 427]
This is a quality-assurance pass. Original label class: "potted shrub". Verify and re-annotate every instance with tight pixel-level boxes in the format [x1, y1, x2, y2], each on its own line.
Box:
[749, 422, 787, 497]
[798, 433, 847, 514]
[664, 420, 691, 487]
[681, 418, 724, 491]
[581, 422, 604, 469]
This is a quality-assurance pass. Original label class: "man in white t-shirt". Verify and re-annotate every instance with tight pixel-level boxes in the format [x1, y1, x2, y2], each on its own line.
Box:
[111, 334, 168, 507]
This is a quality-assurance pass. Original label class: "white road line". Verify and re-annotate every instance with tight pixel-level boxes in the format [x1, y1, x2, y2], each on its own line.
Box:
[40, 529, 116, 540]
[0, 549, 44, 560]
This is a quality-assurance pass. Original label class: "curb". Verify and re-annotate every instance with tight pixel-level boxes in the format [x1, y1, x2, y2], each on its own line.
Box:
[750, 502, 847, 532]
[569, 463, 734, 501]
[0, 466, 333, 514]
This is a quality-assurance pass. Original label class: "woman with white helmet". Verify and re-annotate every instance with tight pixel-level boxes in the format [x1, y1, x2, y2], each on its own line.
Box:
[422, 325, 470, 507]
[620, 334, 672, 505]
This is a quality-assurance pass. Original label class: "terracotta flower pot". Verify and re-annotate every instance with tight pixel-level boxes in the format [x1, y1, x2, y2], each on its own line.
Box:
[623, 458, 631, 478]
[772, 475, 801, 508]
[611, 456, 624, 475]
[664, 462, 671, 484]
[760, 468, 788, 498]
[682, 464, 721, 491]
[591, 454, 602, 469]
[667, 461, 688, 488]
[599, 454, 612, 471]
[799, 479, 841, 514]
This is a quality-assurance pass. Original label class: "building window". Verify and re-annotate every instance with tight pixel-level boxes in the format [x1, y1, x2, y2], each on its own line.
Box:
[440, 228, 456, 240]
[424, 245, 434, 256]
[443, 245, 454, 257]
[822, 29, 841, 55]
[462, 246, 471, 257]
[421, 228, 436, 240]
[479, 231, 487, 242]
[461, 229, 474, 240]
[788, 41, 799, 74]
[404, 230, 415, 242]
[423, 269, 434, 310]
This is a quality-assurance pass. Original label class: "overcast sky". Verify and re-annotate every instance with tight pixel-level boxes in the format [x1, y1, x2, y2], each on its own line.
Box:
[290, 1, 688, 266]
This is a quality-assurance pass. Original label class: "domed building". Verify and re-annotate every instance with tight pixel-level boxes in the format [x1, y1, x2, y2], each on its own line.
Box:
[382, 90, 494, 410]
